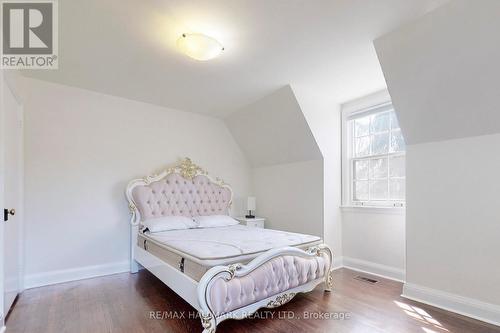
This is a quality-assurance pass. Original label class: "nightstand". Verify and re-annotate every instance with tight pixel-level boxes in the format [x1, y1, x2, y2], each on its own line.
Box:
[236, 217, 265, 228]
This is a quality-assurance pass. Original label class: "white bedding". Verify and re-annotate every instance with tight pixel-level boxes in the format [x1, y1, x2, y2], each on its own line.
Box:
[142, 225, 322, 266]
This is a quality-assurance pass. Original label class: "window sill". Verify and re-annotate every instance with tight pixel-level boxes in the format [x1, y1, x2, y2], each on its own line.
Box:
[340, 205, 405, 215]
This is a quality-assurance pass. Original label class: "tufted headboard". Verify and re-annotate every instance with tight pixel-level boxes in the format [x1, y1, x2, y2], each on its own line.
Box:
[126, 158, 233, 226]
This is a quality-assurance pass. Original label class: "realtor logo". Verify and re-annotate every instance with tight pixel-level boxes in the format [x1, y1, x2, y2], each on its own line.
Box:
[1, 0, 58, 69]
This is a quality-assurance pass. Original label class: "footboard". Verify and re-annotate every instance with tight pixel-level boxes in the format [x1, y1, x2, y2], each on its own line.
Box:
[197, 245, 334, 333]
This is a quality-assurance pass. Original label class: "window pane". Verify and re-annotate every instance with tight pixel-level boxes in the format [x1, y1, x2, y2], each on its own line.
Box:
[354, 136, 370, 157]
[371, 133, 389, 155]
[370, 180, 388, 200]
[389, 155, 405, 178]
[370, 158, 387, 179]
[371, 112, 390, 133]
[353, 181, 368, 201]
[390, 111, 400, 129]
[353, 160, 369, 180]
[347, 104, 406, 206]
[354, 117, 369, 137]
[390, 129, 405, 152]
[390, 179, 405, 200]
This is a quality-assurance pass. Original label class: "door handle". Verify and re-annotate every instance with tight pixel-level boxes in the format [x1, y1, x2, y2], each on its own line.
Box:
[4, 208, 15, 222]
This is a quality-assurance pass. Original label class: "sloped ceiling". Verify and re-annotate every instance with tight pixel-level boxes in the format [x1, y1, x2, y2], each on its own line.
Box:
[225, 85, 321, 167]
[375, 0, 500, 145]
[21, 0, 447, 117]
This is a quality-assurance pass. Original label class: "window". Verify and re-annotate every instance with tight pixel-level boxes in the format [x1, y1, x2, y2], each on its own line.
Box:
[342, 94, 406, 208]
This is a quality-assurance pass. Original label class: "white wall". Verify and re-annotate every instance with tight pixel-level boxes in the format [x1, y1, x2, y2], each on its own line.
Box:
[253, 160, 323, 237]
[19, 78, 252, 287]
[225, 86, 324, 239]
[375, 0, 500, 324]
[342, 210, 405, 280]
[406, 134, 500, 305]
[292, 87, 343, 266]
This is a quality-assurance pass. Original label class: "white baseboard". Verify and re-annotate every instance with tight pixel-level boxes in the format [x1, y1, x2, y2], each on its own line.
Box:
[1, 325, 5, 333]
[342, 256, 405, 282]
[403, 283, 500, 327]
[332, 256, 344, 270]
[24, 261, 130, 289]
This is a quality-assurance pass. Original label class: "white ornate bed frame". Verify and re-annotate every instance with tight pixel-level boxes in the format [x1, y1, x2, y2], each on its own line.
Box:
[126, 158, 334, 333]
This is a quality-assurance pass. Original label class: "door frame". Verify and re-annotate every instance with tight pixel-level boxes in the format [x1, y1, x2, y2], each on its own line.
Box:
[0, 70, 24, 328]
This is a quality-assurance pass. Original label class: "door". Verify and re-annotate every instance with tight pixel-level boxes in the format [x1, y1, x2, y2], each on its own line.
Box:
[1, 74, 23, 317]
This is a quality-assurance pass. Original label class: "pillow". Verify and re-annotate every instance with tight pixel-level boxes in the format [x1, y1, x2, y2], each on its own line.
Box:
[193, 215, 239, 228]
[142, 216, 197, 233]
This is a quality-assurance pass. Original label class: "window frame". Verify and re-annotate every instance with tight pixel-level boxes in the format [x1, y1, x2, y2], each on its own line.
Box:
[341, 90, 406, 209]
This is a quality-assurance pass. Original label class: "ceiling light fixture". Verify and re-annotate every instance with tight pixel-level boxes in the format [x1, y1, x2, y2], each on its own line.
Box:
[177, 33, 224, 61]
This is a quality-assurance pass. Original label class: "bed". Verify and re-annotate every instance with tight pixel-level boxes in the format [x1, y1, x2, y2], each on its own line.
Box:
[126, 158, 334, 332]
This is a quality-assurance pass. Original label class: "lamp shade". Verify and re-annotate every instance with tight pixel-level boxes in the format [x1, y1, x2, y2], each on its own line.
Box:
[177, 33, 224, 61]
[247, 197, 256, 211]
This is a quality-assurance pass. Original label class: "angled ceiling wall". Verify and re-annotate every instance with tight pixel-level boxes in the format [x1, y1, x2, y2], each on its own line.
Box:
[225, 85, 322, 168]
[374, 0, 500, 314]
[375, 0, 500, 145]
[225, 85, 324, 237]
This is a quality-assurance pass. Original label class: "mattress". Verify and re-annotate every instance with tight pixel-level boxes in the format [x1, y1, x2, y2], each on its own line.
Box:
[137, 225, 322, 281]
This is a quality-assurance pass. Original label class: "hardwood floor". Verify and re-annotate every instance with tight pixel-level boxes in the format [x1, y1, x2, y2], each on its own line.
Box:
[6, 268, 500, 333]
